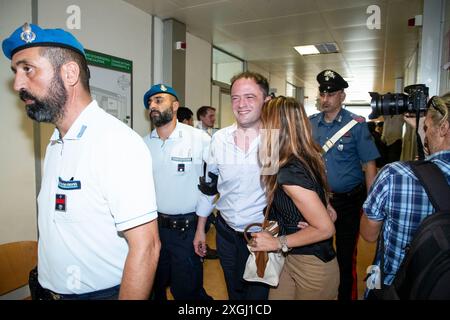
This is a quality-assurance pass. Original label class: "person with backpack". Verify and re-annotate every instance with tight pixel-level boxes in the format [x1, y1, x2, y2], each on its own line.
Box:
[360, 93, 450, 299]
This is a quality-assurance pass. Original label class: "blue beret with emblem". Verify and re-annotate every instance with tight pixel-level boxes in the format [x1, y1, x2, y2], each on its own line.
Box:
[2, 23, 85, 60]
[143, 84, 178, 109]
[317, 69, 348, 93]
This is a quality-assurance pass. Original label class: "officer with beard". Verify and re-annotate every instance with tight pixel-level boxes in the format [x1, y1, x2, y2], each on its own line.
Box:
[2, 23, 160, 299]
[142, 84, 212, 300]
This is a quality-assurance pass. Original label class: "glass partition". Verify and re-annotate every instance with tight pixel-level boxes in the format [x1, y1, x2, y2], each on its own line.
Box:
[212, 47, 244, 85]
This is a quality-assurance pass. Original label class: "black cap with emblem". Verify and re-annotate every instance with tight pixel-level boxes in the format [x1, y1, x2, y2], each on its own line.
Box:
[317, 69, 348, 93]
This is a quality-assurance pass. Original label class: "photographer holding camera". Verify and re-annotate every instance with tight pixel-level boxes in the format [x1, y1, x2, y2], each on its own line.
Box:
[361, 93, 450, 298]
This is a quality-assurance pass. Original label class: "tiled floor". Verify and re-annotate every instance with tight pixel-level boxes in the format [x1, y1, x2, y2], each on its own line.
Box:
[202, 225, 376, 300]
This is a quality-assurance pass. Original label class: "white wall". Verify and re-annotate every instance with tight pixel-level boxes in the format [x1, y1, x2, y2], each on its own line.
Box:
[268, 73, 286, 97]
[0, 0, 38, 245]
[185, 32, 212, 115]
[418, 0, 444, 97]
[247, 62, 269, 79]
[153, 16, 164, 86]
[247, 62, 287, 99]
[38, 0, 152, 137]
[211, 85, 221, 124]
[439, 0, 450, 94]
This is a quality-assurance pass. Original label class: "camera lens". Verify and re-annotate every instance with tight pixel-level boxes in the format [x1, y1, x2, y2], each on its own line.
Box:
[369, 92, 408, 119]
[368, 85, 429, 119]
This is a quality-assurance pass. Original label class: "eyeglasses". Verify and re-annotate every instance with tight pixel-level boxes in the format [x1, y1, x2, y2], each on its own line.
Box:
[427, 96, 448, 123]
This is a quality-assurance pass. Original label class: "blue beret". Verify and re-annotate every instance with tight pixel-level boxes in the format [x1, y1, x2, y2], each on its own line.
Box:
[317, 69, 348, 93]
[2, 23, 85, 60]
[143, 84, 178, 109]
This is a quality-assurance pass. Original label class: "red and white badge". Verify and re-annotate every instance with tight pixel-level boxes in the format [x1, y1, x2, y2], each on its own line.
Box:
[55, 194, 66, 212]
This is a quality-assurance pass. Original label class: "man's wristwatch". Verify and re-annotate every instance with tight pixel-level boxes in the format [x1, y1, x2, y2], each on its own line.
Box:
[278, 235, 290, 253]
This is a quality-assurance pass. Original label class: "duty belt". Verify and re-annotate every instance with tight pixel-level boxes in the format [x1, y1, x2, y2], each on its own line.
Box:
[158, 212, 197, 231]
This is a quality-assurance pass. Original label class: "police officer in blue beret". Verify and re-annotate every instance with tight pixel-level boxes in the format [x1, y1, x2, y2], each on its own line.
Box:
[2, 23, 161, 300]
[309, 69, 380, 300]
[142, 84, 213, 300]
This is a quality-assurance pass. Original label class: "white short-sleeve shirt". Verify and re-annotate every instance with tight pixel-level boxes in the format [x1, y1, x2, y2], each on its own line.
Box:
[143, 122, 210, 214]
[37, 101, 157, 294]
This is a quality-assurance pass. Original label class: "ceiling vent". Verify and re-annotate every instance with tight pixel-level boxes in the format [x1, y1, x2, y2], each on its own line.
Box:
[315, 42, 339, 54]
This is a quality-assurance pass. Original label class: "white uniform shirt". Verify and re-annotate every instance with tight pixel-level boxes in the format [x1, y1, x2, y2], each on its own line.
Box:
[196, 123, 219, 136]
[196, 124, 267, 232]
[38, 101, 157, 294]
[143, 122, 211, 214]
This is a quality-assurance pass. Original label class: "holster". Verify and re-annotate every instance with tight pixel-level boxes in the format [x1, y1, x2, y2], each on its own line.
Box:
[28, 267, 53, 300]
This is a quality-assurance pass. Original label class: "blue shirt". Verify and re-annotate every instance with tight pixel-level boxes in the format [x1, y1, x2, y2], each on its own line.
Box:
[363, 150, 450, 286]
[309, 108, 380, 193]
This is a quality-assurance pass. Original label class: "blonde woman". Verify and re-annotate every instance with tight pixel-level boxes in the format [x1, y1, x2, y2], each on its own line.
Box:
[250, 96, 339, 300]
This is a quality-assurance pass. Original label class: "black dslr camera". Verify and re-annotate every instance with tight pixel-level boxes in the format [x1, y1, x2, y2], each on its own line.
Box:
[368, 84, 429, 119]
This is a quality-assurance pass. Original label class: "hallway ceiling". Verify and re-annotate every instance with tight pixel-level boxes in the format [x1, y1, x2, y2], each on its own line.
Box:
[125, 0, 423, 104]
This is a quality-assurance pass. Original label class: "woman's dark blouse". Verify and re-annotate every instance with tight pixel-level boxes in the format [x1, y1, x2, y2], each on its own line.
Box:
[269, 159, 335, 262]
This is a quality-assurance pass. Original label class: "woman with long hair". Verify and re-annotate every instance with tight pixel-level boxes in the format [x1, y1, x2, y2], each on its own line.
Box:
[250, 96, 339, 299]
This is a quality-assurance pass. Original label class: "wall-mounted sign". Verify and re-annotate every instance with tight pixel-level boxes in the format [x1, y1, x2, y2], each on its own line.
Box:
[85, 49, 133, 127]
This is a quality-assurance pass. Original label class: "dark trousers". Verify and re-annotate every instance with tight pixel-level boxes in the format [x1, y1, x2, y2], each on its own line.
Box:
[215, 214, 269, 300]
[386, 139, 402, 164]
[330, 184, 366, 300]
[153, 215, 211, 300]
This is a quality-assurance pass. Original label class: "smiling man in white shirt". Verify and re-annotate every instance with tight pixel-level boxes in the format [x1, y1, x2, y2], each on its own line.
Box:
[194, 71, 271, 300]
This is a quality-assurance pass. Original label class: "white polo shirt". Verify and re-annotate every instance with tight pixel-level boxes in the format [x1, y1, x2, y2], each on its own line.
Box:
[143, 122, 210, 214]
[196, 123, 219, 136]
[37, 101, 157, 294]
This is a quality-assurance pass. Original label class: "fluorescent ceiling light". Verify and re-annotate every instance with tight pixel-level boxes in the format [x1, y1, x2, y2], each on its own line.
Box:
[294, 43, 340, 56]
[294, 45, 320, 55]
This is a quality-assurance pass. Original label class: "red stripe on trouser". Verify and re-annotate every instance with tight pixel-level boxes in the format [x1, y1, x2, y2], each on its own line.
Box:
[351, 208, 364, 300]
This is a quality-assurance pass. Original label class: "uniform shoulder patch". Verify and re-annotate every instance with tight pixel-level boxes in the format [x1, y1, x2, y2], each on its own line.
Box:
[352, 115, 365, 123]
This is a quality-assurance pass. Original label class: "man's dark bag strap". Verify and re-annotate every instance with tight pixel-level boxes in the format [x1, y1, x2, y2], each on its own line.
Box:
[409, 161, 450, 211]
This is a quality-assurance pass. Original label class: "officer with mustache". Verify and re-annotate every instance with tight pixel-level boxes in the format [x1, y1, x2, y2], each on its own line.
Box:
[309, 69, 380, 300]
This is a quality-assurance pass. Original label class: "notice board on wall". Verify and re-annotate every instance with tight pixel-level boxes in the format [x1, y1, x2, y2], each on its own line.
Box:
[85, 49, 133, 128]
